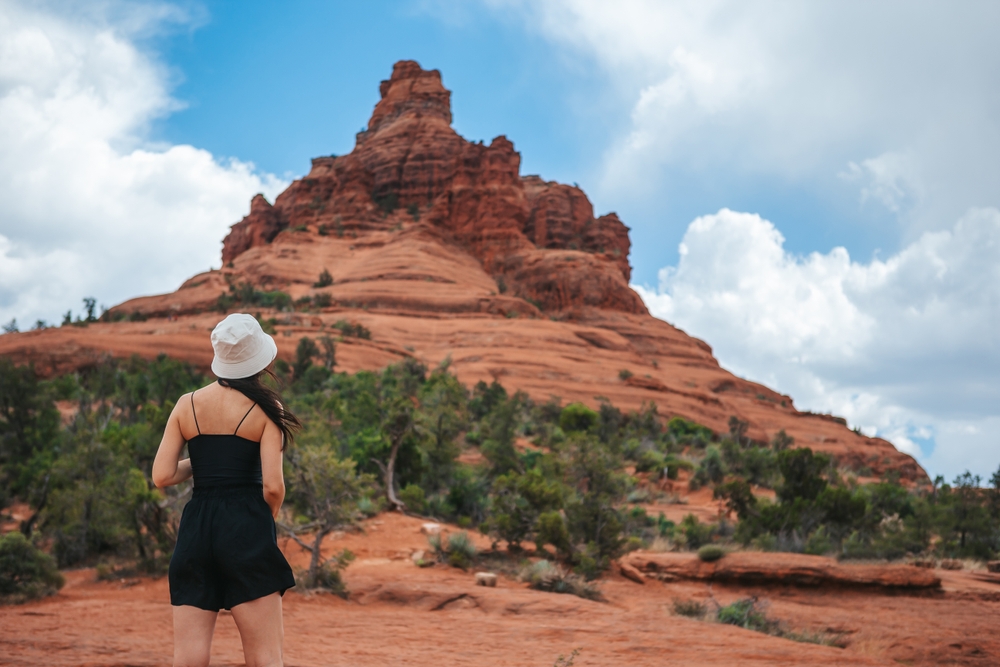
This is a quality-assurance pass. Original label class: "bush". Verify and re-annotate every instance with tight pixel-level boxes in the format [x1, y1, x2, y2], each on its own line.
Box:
[695, 446, 726, 486]
[520, 560, 602, 601]
[0, 532, 64, 604]
[672, 597, 708, 618]
[314, 268, 334, 287]
[448, 530, 478, 570]
[681, 514, 714, 549]
[332, 319, 371, 339]
[399, 483, 427, 514]
[618, 369, 633, 380]
[217, 281, 292, 312]
[634, 449, 666, 473]
[559, 403, 598, 434]
[357, 497, 382, 517]
[430, 531, 478, 569]
[535, 510, 572, 555]
[717, 597, 778, 633]
[295, 549, 354, 598]
[697, 544, 725, 562]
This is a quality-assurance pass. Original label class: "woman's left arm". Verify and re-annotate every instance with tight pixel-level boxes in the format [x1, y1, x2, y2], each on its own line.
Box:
[152, 398, 194, 488]
[260, 419, 285, 518]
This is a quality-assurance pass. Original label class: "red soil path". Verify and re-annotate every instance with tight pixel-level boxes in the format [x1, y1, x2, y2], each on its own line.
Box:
[3, 513, 998, 666]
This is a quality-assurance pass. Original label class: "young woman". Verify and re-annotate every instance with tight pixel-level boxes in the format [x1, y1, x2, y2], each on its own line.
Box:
[153, 313, 299, 667]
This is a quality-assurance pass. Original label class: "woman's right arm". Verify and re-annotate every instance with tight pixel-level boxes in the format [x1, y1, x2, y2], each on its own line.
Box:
[152, 398, 193, 488]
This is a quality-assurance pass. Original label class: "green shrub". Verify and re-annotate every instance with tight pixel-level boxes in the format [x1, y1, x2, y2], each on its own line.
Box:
[803, 526, 833, 555]
[559, 403, 598, 433]
[217, 282, 292, 312]
[618, 369, 633, 380]
[535, 510, 572, 555]
[520, 560, 602, 601]
[0, 532, 64, 604]
[296, 549, 354, 598]
[717, 597, 778, 633]
[634, 449, 666, 473]
[695, 446, 726, 486]
[313, 268, 333, 288]
[357, 496, 382, 517]
[697, 544, 725, 562]
[332, 319, 371, 339]
[666, 416, 715, 445]
[681, 514, 714, 549]
[399, 483, 427, 514]
[672, 597, 708, 618]
[374, 191, 398, 215]
[431, 531, 477, 569]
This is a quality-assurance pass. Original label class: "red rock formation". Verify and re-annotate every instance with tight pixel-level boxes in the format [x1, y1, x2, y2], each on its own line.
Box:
[221, 194, 287, 265]
[217, 60, 644, 315]
[0, 60, 925, 481]
[624, 551, 941, 589]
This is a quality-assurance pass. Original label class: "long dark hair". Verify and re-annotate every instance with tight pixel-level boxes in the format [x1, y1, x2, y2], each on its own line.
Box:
[218, 368, 300, 449]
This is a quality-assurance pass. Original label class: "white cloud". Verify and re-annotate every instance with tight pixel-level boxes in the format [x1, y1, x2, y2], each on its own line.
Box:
[493, 0, 1000, 235]
[0, 1, 286, 328]
[634, 208, 1000, 480]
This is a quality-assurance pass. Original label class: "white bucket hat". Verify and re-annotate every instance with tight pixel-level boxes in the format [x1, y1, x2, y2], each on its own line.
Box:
[210, 313, 278, 379]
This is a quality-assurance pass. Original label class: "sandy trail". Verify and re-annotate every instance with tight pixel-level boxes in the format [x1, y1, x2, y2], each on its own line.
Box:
[3, 514, 998, 666]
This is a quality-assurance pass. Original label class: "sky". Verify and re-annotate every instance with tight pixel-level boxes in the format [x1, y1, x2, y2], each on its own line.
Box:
[1, 0, 998, 481]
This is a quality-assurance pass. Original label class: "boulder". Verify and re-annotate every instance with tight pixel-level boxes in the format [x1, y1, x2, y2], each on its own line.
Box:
[619, 562, 645, 585]
[474, 572, 497, 587]
[420, 523, 442, 536]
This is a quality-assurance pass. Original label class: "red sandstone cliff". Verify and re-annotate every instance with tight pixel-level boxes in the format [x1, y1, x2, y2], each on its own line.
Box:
[0, 60, 925, 482]
[221, 61, 643, 314]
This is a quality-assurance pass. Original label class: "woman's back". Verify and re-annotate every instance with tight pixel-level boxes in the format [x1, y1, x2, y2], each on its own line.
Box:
[181, 383, 273, 490]
[153, 313, 295, 666]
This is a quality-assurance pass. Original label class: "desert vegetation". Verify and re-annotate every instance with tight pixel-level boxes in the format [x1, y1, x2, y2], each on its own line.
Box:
[1, 348, 1000, 603]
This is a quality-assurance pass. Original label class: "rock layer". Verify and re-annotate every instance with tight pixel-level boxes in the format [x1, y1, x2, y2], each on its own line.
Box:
[624, 551, 942, 590]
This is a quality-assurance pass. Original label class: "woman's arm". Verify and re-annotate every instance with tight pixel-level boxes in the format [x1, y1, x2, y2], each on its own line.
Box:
[260, 419, 285, 518]
[152, 398, 194, 488]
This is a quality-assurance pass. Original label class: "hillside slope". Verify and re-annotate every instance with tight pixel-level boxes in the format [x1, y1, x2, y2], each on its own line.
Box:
[0, 61, 923, 481]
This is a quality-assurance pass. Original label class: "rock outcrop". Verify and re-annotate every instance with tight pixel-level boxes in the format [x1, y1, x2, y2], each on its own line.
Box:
[624, 551, 941, 590]
[0, 60, 925, 481]
[217, 60, 645, 315]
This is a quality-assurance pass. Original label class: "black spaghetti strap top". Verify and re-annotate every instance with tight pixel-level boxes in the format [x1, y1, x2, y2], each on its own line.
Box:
[188, 393, 262, 489]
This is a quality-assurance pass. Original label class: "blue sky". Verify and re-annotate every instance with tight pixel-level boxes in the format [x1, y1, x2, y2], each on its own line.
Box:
[147, 0, 899, 283]
[1, 0, 999, 480]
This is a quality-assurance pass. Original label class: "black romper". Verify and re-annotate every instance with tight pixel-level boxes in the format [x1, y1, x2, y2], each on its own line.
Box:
[168, 395, 295, 611]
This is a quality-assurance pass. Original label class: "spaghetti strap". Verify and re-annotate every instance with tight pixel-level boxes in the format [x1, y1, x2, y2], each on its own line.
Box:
[190, 392, 202, 435]
[234, 403, 256, 436]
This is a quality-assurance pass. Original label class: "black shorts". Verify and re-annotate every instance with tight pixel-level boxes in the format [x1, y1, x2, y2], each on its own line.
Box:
[169, 485, 295, 611]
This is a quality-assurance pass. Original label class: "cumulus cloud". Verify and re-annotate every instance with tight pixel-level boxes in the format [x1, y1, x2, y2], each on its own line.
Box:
[0, 1, 286, 328]
[494, 0, 1000, 235]
[634, 208, 1000, 479]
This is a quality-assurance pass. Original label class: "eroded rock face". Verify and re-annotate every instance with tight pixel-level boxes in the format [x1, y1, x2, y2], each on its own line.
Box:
[221, 195, 287, 265]
[220, 60, 643, 315]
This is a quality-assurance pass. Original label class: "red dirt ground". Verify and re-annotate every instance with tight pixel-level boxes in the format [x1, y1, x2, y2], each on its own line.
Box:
[3, 513, 998, 667]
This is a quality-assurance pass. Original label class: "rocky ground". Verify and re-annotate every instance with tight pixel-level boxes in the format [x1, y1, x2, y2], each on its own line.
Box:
[3, 512, 999, 667]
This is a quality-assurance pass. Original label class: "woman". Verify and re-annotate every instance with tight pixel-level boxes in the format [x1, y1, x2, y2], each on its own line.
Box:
[153, 313, 299, 667]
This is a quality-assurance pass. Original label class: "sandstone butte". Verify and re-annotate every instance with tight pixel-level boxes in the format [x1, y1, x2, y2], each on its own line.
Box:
[0, 59, 923, 481]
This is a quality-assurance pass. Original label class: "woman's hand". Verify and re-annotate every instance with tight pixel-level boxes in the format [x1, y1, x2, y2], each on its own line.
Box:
[152, 398, 193, 488]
